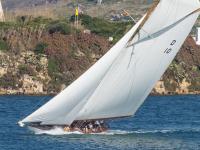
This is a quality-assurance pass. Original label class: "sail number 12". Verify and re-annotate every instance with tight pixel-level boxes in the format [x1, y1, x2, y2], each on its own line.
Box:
[164, 40, 176, 54]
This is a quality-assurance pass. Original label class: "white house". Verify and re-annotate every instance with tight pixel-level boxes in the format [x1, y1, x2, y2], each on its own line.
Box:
[97, 0, 102, 5]
[196, 27, 200, 45]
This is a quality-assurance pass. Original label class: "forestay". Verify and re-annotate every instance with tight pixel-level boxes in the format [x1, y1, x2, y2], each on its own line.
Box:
[20, 0, 200, 125]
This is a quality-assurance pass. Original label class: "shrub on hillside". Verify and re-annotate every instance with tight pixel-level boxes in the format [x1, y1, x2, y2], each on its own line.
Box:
[47, 21, 71, 35]
[18, 64, 36, 76]
[189, 79, 200, 92]
[164, 80, 178, 92]
[0, 73, 20, 89]
[34, 43, 48, 54]
[48, 58, 59, 75]
[0, 40, 9, 52]
[17, 16, 52, 27]
[80, 14, 131, 41]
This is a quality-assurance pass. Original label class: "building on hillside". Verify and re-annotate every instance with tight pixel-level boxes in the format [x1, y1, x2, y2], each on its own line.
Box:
[192, 27, 200, 45]
[97, 0, 102, 5]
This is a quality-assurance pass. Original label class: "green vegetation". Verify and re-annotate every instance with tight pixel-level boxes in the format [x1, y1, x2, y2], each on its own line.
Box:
[25, 16, 52, 26]
[18, 64, 36, 76]
[48, 57, 59, 76]
[0, 14, 200, 95]
[164, 80, 178, 92]
[0, 40, 9, 51]
[0, 16, 52, 30]
[34, 42, 48, 54]
[0, 73, 21, 89]
[0, 22, 19, 30]
[47, 21, 71, 35]
[168, 61, 186, 83]
[36, 65, 43, 72]
[80, 14, 132, 42]
[189, 79, 200, 92]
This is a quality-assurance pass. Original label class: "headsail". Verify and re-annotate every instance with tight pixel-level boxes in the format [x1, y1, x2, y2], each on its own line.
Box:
[20, 0, 200, 125]
[20, 14, 147, 125]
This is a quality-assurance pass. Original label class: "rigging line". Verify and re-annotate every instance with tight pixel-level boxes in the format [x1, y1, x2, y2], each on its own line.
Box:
[94, 1, 133, 38]
[127, 0, 160, 45]
[122, 9, 152, 39]
[127, 7, 200, 113]
[122, 10, 137, 24]
[97, 0, 107, 18]
[127, 41, 157, 114]
[126, 0, 183, 105]
[144, 0, 177, 97]
[127, 45, 135, 68]
[126, 55, 138, 102]
[125, 28, 157, 112]
[126, 7, 200, 48]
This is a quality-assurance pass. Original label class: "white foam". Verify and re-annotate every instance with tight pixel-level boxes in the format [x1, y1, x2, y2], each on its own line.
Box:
[29, 127, 83, 135]
[28, 127, 200, 136]
[93, 130, 133, 135]
[28, 126, 133, 136]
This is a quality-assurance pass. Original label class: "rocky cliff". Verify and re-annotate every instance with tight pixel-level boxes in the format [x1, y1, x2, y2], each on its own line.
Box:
[0, 16, 199, 95]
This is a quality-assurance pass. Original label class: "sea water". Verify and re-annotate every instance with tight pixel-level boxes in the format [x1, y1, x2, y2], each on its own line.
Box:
[0, 95, 200, 150]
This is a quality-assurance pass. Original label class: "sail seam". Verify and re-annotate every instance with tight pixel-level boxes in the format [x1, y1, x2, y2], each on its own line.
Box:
[126, 7, 200, 48]
[127, 0, 160, 45]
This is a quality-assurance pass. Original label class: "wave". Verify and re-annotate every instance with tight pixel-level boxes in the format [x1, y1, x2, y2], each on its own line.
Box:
[29, 127, 133, 136]
[29, 127, 84, 135]
[132, 128, 200, 134]
[28, 127, 200, 136]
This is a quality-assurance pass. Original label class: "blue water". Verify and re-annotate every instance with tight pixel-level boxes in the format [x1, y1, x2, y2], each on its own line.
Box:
[0, 95, 200, 150]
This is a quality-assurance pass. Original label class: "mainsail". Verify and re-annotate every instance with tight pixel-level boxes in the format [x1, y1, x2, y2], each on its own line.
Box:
[20, 0, 200, 126]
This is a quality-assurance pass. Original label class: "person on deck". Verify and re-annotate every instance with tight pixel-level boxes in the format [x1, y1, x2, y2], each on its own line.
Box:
[64, 126, 70, 132]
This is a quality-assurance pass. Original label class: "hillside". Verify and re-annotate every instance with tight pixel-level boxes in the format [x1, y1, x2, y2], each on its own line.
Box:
[3, 0, 59, 9]
[3, 0, 152, 22]
[3, 0, 152, 9]
[0, 15, 199, 95]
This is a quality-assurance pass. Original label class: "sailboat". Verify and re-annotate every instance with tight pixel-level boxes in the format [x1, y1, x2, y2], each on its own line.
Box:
[18, 0, 200, 133]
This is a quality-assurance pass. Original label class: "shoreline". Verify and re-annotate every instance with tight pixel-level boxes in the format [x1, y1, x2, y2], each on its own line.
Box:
[0, 93, 199, 97]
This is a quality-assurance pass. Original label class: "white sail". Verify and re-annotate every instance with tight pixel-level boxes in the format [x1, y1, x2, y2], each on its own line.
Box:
[20, 0, 200, 125]
[0, 0, 4, 22]
[21, 14, 146, 125]
[75, 0, 200, 120]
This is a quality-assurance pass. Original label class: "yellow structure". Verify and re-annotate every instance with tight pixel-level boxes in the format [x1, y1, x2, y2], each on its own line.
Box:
[74, 6, 79, 28]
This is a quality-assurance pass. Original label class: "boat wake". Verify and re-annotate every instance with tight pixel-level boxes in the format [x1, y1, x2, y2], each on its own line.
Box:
[29, 127, 84, 135]
[29, 127, 200, 136]
[28, 126, 133, 135]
